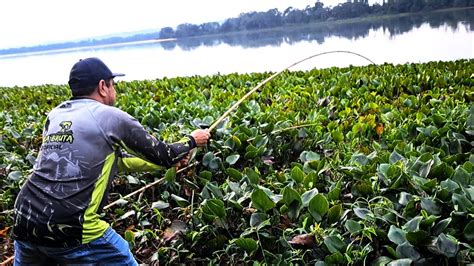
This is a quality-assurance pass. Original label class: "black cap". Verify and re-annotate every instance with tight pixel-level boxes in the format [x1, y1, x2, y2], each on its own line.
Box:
[68, 57, 125, 90]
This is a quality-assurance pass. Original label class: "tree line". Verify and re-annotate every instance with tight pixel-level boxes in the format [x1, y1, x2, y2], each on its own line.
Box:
[0, 0, 472, 55]
[160, 9, 472, 51]
[159, 0, 472, 38]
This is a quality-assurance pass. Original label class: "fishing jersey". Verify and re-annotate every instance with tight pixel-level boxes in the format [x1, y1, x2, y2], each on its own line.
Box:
[12, 98, 196, 247]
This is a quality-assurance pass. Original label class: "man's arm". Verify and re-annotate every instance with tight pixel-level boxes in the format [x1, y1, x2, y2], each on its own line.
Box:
[100, 107, 210, 168]
[117, 152, 164, 173]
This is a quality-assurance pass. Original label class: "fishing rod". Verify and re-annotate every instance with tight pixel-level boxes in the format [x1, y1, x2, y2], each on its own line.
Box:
[105, 50, 378, 209]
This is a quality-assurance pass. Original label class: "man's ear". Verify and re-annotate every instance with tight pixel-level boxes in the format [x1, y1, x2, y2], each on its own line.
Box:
[97, 80, 108, 97]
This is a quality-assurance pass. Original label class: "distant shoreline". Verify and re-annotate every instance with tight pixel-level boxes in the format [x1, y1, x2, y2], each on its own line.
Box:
[188, 6, 474, 40]
[0, 6, 472, 59]
[0, 38, 177, 59]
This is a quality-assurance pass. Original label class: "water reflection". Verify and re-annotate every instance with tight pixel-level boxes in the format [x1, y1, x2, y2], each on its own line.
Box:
[0, 9, 472, 87]
[167, 8, 473, 50]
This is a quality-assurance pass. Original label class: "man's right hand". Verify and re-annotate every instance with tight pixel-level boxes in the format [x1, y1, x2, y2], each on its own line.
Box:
[191, 129, 211, 147]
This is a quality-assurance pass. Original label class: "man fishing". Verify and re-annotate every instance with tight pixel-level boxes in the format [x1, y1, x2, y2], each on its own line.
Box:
[12, 57, 211, 265]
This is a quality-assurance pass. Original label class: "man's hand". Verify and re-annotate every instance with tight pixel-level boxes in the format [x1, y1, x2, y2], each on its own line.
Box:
[191, 129, 211, 147]
[174, 149, 194, 170]
[180, 152, 191, 166]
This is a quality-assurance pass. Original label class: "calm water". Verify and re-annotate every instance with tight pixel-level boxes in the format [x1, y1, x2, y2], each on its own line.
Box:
[0, 9, 472, 87]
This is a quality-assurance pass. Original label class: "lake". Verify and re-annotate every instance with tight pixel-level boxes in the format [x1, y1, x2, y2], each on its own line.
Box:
[0, 8, 472, 87]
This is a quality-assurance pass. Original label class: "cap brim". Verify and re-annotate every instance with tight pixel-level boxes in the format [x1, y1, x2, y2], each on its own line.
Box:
[112, 73, 125, 77]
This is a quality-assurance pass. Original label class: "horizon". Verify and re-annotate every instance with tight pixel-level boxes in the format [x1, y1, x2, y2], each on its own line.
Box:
[0, 0, 386, 50]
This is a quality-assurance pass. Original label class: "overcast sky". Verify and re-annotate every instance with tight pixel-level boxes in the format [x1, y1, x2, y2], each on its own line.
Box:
[0, 0, 358, 49]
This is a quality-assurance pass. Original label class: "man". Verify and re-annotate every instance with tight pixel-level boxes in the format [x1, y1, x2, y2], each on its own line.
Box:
[12, 57, 210, 265]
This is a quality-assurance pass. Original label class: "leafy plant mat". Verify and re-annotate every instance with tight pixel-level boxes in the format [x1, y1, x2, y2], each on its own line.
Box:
[1, 59, 473, 265]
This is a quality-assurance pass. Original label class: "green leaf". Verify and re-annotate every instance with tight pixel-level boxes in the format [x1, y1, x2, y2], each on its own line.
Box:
[249, 213, 268, 228]
[118, 210, 136, 221]
[209, 157, 221, 170]
[327, 204, 343, 224]
[124, 230, 135, 246]
[7, 170, 22, 181]
[387, 258, 412, 266]
[353, 207, 373, 221]
[244, 167, 260, 184]
[327, 187, 340, 201]
[324, 251, 345, 264]
[433, 217, 451, 235]
[436, 233, 459, 258]
[301, 188, 318, 207]
[440, 178, 460, 192]
[309, 194, 329, 222]
[260, 122, 274, 134]
[420, 198, 441, 215]
[254, 135, 268, 148]
[225, 135, 241, 150]
[452, 166, 470, 186]
[390, 151, 405, 164]
[406, 230, 429, 246]
[126, 175, 140, 184]
[452, 193, 473, 212]
[151, 201, 170, 210]
[351, 153, 369, 166]
[225, 154, 240, 165]
[344, 219, 362, 234]
[226, 167, 243, 180]
[202, 151, 214, 166]
[291, 166, 305, 183]
[251, 189, 275, 212]
[203, 182, 224, 199]
[171, 194, 189, 207]
[466, 185, 474, 200]
[233, 238, 258, 253]
[351, 181, 373, 197]
[388, 225, 406, 245]
[372, 256, 392, 266]
[396, 242, 420, 261]
[300, 151, 320, 163]
[202, 199, 226, 219]
[165, 167, 176, 182]
[282, 187, 301, 207]
[398, 192, 412, 205]
[113, 198, 128, 207]
[411, 156, 434, 178]
[244, 150, 258, 159]
[324, 235, 346, 253]
[385, 245, 397, 258]
[403, 216, 422, 232]
[287, 200, 300, 221]
[331, 129, 344, 143]
[463, 220, 474, 241]
[248, 100, 261, 113]
[199, 170, 212, 181]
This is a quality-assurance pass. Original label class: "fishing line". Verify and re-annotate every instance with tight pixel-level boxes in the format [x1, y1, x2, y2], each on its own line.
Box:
[209, 50, 378, 131]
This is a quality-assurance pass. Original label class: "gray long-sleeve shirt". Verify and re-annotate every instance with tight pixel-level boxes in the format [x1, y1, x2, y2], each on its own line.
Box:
[13, 98, 196, 247]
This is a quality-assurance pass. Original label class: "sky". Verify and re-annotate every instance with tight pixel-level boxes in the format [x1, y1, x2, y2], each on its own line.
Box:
[0, 0, 355, 49]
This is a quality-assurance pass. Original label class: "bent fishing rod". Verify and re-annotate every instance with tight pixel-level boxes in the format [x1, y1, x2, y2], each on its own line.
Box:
[106, 50, 378, 209]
